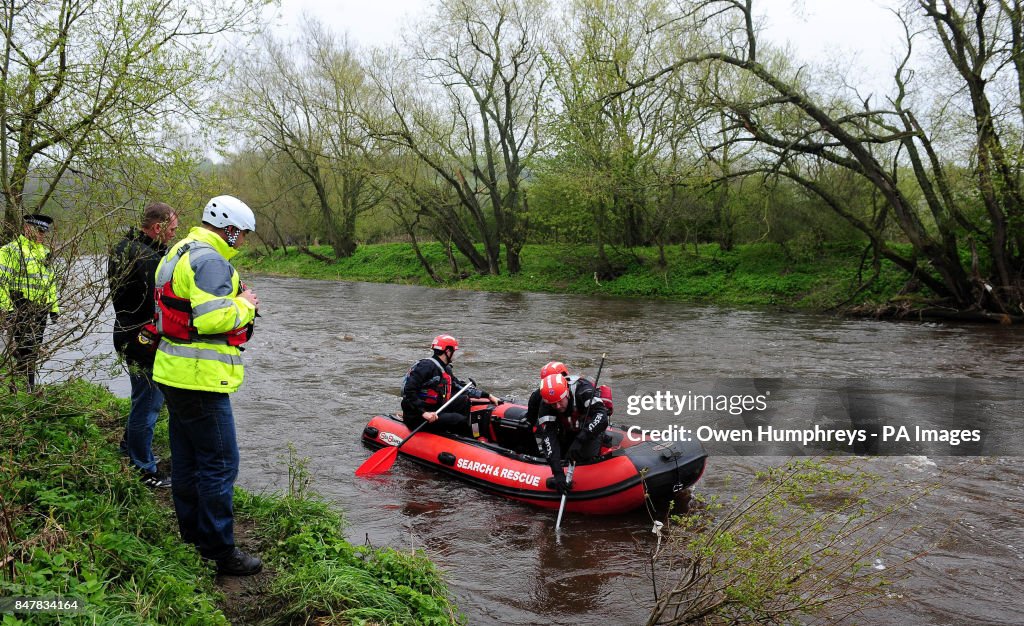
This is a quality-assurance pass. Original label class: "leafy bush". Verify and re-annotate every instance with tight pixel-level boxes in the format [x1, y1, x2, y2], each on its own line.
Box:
[0, 381, 226, 625]
[646, 459, 931, 625]
[233, 450, 462, 625]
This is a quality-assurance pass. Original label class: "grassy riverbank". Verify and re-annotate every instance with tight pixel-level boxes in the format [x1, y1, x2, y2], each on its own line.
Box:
[0, 380, 460, 625]
[235, 241, 913, 310]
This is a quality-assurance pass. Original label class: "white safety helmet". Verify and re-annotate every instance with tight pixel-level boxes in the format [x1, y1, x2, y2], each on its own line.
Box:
[202, 195, 256, 231]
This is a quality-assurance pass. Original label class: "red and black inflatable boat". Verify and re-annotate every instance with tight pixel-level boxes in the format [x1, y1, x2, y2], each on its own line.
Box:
[360, 402, 708, 515]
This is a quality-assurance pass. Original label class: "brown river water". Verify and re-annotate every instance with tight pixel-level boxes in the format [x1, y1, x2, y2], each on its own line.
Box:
[82, 277, 1023, 625]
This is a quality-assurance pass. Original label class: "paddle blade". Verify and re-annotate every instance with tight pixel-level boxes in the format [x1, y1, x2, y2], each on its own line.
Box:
[355, 446, 400, 476]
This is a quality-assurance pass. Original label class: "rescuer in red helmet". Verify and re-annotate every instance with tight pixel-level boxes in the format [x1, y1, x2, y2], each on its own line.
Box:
[400, 334, 500, 435]
[525, 363, 610, 494]
[540, 360, 569, 379]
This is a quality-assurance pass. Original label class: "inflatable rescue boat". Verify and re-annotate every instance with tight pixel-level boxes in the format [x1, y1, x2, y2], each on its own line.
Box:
[360, 402, 708, 515]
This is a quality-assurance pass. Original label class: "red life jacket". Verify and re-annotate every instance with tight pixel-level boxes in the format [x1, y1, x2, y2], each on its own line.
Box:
[597, 383, 614, 415]
[406, 358, 451, 409]
[149, 242, 252, 347]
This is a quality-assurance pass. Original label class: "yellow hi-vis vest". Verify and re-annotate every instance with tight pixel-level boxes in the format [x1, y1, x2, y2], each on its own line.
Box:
[0, 235, 59, 313]
[152, 227, 256, 393]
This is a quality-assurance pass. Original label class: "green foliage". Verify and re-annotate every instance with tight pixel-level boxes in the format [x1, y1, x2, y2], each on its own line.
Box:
[0, 381, 460, 625]
[527, 161, 604, 244]
[0, 381, 227, 625]
[235, 240, 921, 311]
[236, 243, 440, 282]
[0, 0, 263, 235]
[234, 476, 462, 625]
[263, 557, 456, 626]
[647, 459, 930, 625]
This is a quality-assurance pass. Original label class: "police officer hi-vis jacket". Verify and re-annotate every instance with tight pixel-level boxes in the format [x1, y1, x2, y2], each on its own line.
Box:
[0, 232, 58, 314]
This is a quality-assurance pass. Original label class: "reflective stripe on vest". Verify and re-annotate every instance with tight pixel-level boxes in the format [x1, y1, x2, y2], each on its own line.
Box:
[193, 298, 236, 318]
[0, 264, 47, 280]
[158, 339, 243, 366]
[0, 238, 57, 310]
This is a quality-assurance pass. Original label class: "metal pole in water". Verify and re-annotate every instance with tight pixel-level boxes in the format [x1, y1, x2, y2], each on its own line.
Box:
[555, 462, 576, 532]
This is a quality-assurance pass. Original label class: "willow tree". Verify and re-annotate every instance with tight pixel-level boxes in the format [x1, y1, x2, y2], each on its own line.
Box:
[627, 0, 1024, 318]
[539, 0, 707, 272]
[368, 50, 494, 275]
[233, 19, 388, 259]
[371, 0, 547, 275]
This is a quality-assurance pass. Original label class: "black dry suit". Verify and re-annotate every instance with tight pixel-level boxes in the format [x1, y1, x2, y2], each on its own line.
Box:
[401, 355, 485, 435]
[526, 376, 610, 480]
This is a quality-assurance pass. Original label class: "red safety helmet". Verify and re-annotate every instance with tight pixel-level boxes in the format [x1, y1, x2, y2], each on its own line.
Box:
[539, 374, 569, 405]
[540, 361, 569, 379]
[431, 334, 459, 352]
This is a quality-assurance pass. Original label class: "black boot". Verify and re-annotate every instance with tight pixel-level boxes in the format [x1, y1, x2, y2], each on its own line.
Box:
[217, 548, 263, 576]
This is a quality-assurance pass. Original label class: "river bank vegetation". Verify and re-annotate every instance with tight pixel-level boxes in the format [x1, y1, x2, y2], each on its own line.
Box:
[0, 380, 461, 625]
[646, 459, 930, 625]
[234, 240, 912, 312]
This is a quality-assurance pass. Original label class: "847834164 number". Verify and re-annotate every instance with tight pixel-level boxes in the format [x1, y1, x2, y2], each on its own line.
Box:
[0, 596, 86, 614]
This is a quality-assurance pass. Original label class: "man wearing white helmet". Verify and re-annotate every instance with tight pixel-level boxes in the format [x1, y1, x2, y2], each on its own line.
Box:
[152, 195, 263, 576]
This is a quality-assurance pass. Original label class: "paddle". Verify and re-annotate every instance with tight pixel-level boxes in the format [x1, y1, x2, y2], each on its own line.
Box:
[554, 461, 576, 531]
[355, 381, 475, 477]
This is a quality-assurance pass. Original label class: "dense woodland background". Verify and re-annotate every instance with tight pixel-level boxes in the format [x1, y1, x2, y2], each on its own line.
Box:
[2, 0, 1022, 315]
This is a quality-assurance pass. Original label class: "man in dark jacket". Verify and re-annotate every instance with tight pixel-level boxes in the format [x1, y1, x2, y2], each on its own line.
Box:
[525, 368, 609, 494]
[401, 334, 500, 436]
[108, 202, 178, 488]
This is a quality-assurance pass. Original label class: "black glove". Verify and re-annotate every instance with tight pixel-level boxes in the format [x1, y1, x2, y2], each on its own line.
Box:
[550, 472, 571, 495]
[49, 312, 58, 322]
[566, 438, 584, 462]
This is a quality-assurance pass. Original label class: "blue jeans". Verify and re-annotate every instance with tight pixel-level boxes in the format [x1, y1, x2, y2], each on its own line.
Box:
[159, 384, 239, 561]
[124, 367, 164, 474]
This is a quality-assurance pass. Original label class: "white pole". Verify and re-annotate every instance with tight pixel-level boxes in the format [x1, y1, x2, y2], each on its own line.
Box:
[554, 461, 576, 531]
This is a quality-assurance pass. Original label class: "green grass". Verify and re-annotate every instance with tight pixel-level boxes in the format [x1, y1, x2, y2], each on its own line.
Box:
[233, 447, 460, 625]
[235, 241, 916, 310]
[0, 380, 461, 625]
[0, 381, 226, 625]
